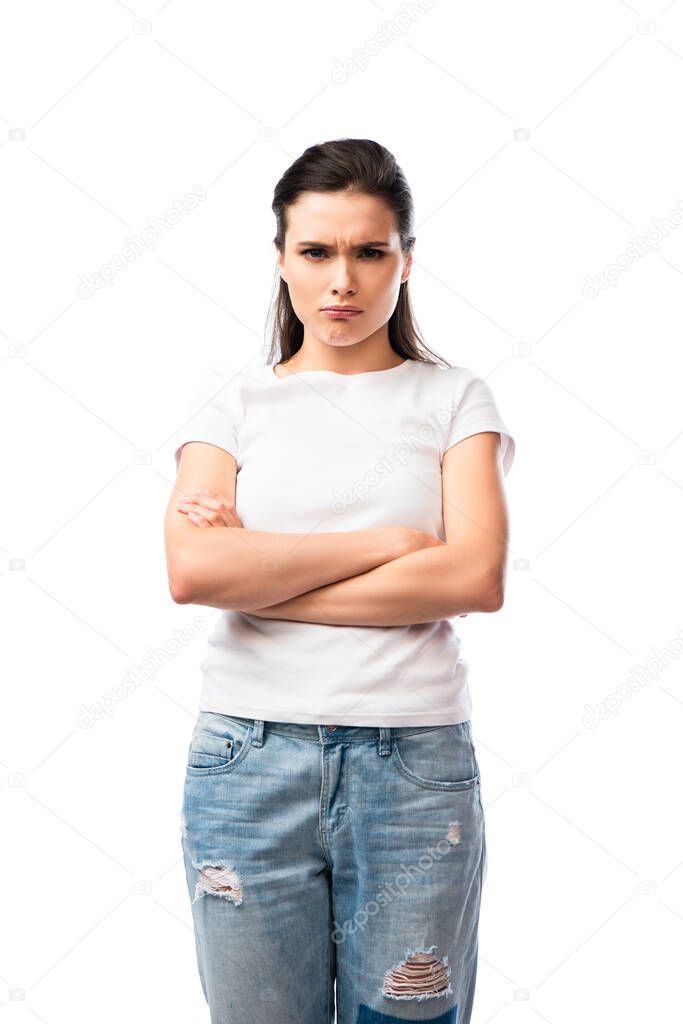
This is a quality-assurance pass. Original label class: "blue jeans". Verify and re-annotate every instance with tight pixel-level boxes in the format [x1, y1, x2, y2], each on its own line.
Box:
[180, 713, 487, 1023]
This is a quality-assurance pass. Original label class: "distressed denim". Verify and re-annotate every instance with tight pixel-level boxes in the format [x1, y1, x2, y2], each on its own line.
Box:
[180, 713, 487, 1023]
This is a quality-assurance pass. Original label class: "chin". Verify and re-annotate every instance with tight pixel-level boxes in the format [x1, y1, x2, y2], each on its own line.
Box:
[318, 328, 361, 346]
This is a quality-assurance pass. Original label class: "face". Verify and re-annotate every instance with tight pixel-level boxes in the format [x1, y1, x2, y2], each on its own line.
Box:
[275, 190, 412, 352]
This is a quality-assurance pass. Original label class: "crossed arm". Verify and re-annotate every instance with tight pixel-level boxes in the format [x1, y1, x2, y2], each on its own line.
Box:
[243, 542, 499, 625]
[169, 432, 510, 626]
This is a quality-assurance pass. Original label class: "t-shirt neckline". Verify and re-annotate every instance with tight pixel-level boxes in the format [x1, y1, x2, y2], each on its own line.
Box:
[266, 359, 413, 383]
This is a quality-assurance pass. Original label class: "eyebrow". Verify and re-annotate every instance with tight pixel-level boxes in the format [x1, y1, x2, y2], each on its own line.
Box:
[295, 240, 391, 248]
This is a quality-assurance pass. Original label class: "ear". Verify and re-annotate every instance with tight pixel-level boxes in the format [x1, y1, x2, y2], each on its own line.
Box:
[400, 244, 413, 284]
[275, 242, 286, 284]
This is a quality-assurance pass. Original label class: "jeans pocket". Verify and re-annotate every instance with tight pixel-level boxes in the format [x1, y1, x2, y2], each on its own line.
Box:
[186, 712, 254, 776]
[391, 722, 480, 792]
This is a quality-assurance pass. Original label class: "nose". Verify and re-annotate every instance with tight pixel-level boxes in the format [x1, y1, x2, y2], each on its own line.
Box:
[330, 256, 357, 294]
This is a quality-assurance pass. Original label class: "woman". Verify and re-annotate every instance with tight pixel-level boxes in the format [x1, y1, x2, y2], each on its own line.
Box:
[165, 138, 515, 1024]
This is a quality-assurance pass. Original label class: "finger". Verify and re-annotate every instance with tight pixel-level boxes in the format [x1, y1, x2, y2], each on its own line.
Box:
[191, 492, 238, 527]
[177, 498, 212, 520]
[185, 503, 216, 524]
[187, 492, 233, 520]
[190, 491, 222, 509]
[177, 501, 203, 517]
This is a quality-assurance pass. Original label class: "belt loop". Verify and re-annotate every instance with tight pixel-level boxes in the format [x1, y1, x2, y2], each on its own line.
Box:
[378, 727, 392, 756]
[251, 719, 265, 747]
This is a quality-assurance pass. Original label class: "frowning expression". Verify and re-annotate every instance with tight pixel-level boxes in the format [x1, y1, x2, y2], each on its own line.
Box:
[276, 190, 412, 349]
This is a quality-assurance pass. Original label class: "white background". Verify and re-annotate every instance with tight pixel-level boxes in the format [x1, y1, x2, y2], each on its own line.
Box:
[2, 0, 682, 1020]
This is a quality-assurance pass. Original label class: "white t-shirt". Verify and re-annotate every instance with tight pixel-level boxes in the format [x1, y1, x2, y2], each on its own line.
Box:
[172, 356, 515, 726]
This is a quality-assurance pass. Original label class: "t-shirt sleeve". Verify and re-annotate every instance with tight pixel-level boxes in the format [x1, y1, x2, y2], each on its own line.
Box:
[171, 366, 241, 475]
[443, 372, 515, 476]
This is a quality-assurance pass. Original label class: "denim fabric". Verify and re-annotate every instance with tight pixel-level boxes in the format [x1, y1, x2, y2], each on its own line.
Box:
[180, 713, 487, 1023]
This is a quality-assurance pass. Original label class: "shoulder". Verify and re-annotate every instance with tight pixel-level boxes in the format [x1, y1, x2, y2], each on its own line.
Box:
[411, 360, 486, 406]
[431, 363, 515, 475]
[412, 360, 479, 385]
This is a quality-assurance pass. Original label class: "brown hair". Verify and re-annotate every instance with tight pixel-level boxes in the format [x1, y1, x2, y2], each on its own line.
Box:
[265, 138, 450, 368]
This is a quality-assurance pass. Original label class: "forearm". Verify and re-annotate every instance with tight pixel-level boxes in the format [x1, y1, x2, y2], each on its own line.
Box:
[246, 544, 502, 626]
[176, 524, 409, 610]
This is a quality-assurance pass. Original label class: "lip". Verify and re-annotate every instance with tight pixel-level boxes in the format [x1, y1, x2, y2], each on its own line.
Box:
[321, 306, 363, 318]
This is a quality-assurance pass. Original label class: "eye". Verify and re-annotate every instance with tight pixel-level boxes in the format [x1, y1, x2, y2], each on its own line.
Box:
[300, 248, 385, 261]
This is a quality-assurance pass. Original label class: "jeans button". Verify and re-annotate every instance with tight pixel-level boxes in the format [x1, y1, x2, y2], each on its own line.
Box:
[325, 724, 338, 731]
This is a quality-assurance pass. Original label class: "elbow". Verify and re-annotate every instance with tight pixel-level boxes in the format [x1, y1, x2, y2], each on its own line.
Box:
[167, 556, 197, 605]
[170, 582, 193, 605]
[474, 568, 506, 613]
[481, 585, 505, 613]
[165, 528, 255, 609]
[169, 574, 193, 606]
[166, 533, 222, 605]
[167, 556, 244, 609]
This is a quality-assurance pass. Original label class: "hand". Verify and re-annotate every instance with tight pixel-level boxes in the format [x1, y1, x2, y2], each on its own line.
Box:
[176, 489, 243, 528]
